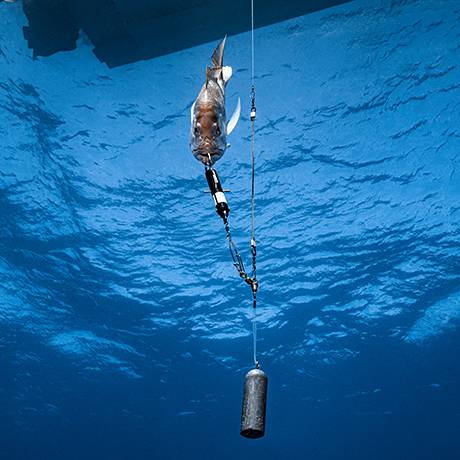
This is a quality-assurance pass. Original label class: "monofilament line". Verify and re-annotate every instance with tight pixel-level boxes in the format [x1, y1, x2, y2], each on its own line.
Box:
[251, 0, 255, 85]
[250, 0, 258, 368]
[253, 304, 257, 366]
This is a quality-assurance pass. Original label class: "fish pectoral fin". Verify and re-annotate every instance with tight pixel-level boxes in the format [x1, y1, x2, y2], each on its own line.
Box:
[190, 101, 196, 121]
[226, 97, 241, 135]
[222, 66, 232, 86]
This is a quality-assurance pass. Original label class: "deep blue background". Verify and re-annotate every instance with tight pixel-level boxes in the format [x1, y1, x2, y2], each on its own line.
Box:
[1, 1, 459, 459]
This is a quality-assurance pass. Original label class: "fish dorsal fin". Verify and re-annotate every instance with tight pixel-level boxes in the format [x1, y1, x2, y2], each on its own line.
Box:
[211, 36, 227, 68]
[227, 97, 241, 135]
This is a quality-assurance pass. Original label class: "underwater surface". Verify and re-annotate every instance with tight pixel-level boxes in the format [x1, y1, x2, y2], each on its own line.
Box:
[1, 0, 460, 458]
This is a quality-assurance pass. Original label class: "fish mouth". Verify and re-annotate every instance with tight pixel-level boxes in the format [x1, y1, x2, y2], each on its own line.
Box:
[193, 149, 223, 165]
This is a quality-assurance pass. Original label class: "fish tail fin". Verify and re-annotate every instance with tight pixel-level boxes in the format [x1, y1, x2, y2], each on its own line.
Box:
[211, 36, 227, 68]
[206, 66, 222, 87]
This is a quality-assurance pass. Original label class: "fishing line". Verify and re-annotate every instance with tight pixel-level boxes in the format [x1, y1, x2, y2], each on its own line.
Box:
[240, 4, 268, 439]
[251, 0, 255, 86]
[250, 0, 258, 368]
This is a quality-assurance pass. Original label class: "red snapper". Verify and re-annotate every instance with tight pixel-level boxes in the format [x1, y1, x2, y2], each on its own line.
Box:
[190, 37, 240, 166]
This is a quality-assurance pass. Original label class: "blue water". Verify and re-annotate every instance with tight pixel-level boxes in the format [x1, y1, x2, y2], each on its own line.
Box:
[1, 0, 460, 459]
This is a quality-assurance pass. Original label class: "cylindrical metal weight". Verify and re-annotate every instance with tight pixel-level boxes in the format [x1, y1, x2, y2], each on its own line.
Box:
[240, 368, 268, 438]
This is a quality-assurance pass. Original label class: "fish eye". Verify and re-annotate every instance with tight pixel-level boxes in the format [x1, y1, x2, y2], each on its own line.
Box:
[194, 124, 200, 135]
[214, 124, 221, 135]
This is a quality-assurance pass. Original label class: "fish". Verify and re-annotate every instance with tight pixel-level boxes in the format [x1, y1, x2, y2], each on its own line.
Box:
[190, 36, 241, 166]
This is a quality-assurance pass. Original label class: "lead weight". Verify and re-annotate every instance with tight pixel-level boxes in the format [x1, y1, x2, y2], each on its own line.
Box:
[240, 368, 268, 438]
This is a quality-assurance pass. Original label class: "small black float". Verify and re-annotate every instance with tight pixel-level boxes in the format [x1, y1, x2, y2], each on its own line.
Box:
[205, 166, 230, 220]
